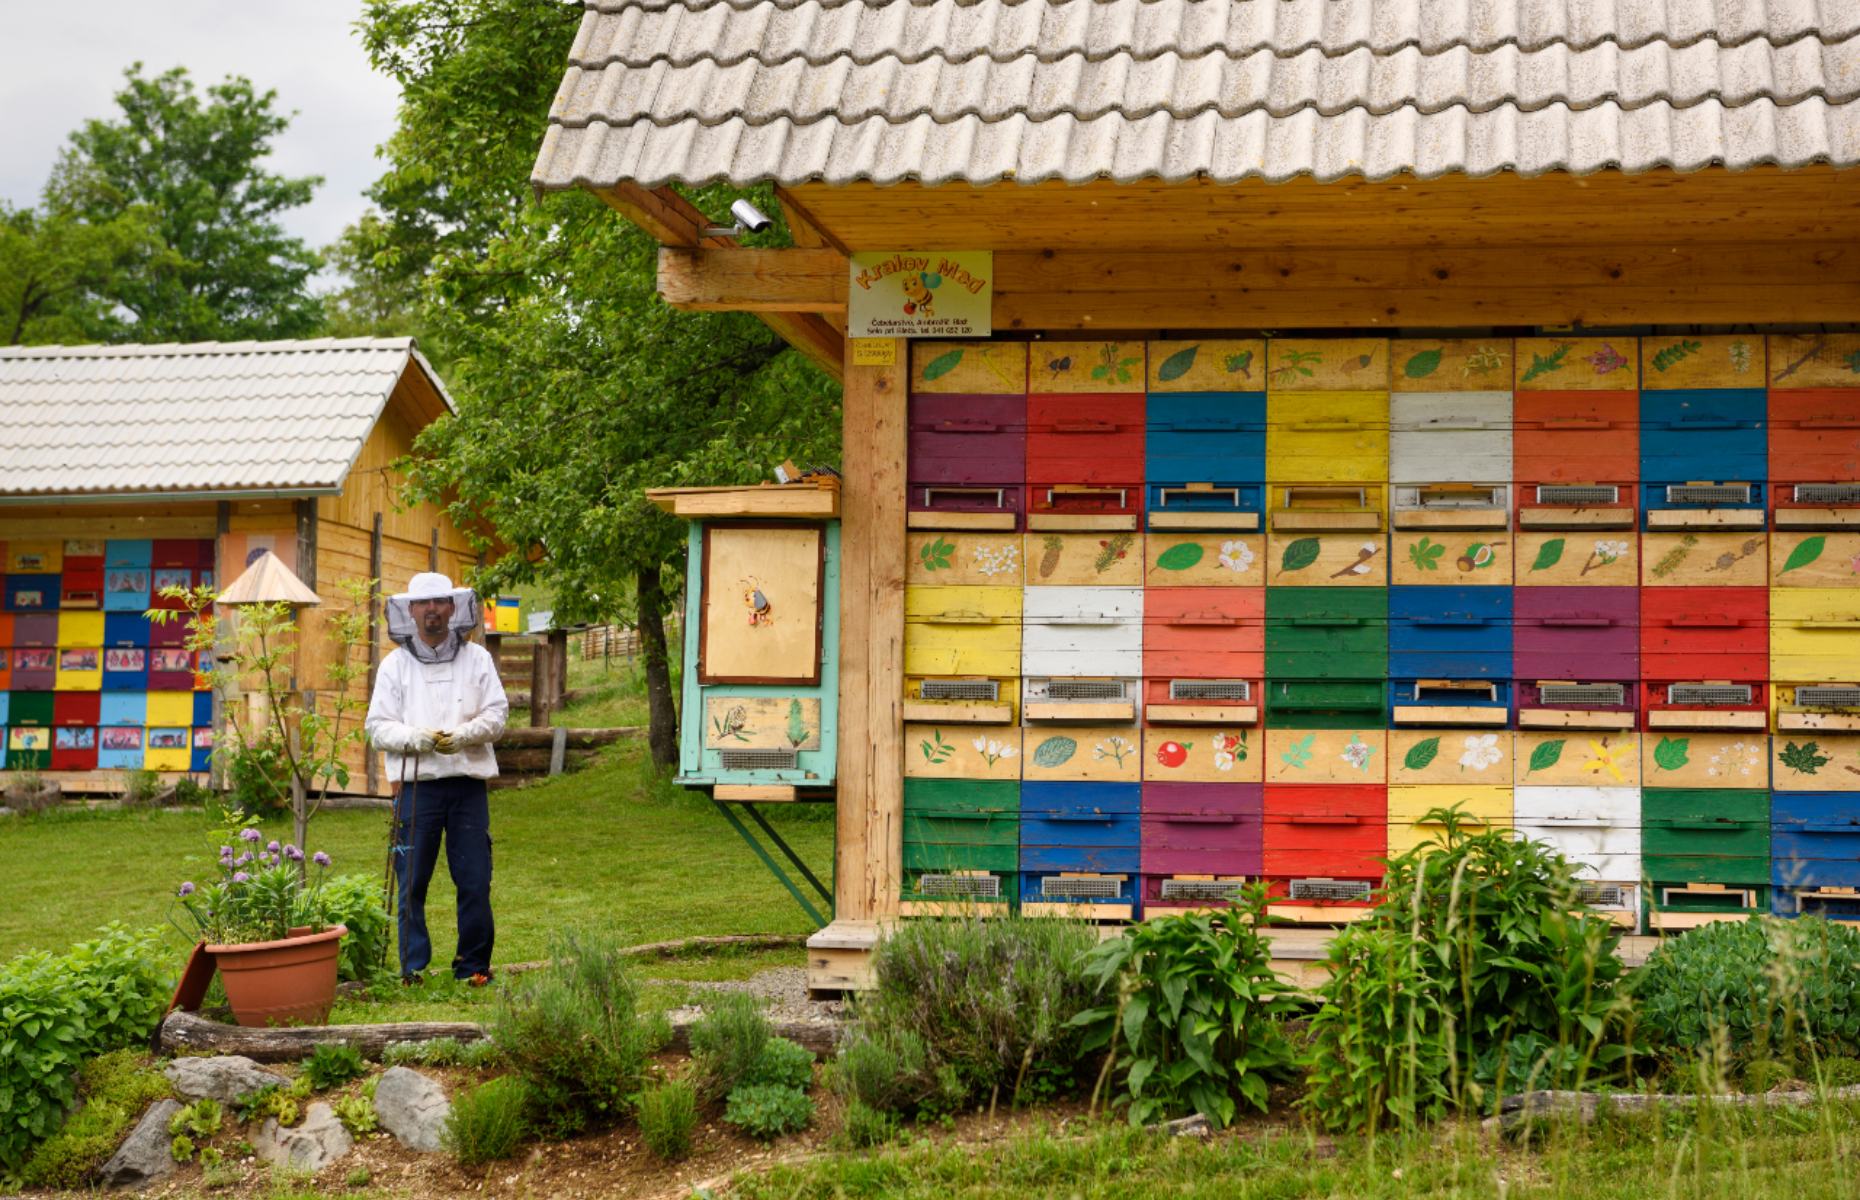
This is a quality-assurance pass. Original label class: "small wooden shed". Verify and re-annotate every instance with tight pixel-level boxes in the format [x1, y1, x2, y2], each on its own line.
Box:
[535, 0, 1860, 987]
[0, 337, 478, 795]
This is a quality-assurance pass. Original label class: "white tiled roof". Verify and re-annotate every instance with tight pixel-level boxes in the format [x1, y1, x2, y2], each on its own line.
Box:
[0, 338, 450, 499]
[532, 0, 1860, 188]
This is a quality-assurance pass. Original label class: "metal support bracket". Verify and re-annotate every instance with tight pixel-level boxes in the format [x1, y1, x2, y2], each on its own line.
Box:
[710, 793, 834, 929]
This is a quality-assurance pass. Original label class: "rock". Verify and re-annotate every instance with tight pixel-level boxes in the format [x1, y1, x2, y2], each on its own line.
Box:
[253, 1102, 353, 1173]
[164, 1055, 287, 1103]
[98, 1099, 183, 1189]
[374, 1066, 451, 1152]
[1149, 1113, 1211, 1138]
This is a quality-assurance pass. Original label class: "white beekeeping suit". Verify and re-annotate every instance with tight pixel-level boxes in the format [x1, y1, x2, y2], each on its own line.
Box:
[366, 573, 508, 781]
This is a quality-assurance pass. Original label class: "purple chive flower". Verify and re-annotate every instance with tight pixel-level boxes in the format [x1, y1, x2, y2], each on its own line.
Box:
[235, 852, 253, 867]
[266, 840, 281, 854]
[312, 852, 331, 868]
[285, 845, 304, 862]
[232, 872, 250, 884]
[240, 828, 262, 843]
[178, 882, 196, 897]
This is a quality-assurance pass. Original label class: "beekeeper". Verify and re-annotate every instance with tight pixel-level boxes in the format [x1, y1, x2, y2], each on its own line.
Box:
[365, 572, 508, 987]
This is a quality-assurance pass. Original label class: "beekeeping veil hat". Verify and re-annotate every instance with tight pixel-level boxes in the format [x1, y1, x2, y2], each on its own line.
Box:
[385, 572, 482, 664]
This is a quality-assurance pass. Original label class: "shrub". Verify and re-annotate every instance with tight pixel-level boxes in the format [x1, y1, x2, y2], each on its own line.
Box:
[222, 735, 293, 816]
[121, 769, 165, 807]
[1631, 917, 1860, 1069]
[15, 1050, 171, 1188]
[637, 1079, 698, 1160]
[331, 1093, 379, 1136]
[835, 916, 1097, 1114]
[0, 925, 174, 1170]
[383, 1036, 503, 1069]
[311, 875, 393, 984]
[300, 1044, 367, 1091]
[487, 927, 665, 1136]
[444, 1077, 532, 1165]
[689, 992, 771, 1102]
[170, 1097, 223, 1139]
[1301, 813, 1637, 1132]
[724, 1083, 812, 1141]
[747, 1038, 815, 1091]
[830, 1027, 961, 1117]
[1071, 887, 1300, 1128]
[839, 1100, 899, 1148]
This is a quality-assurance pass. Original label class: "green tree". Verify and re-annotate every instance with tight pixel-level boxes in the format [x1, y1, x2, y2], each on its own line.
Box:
[0, 203, 170, 345]
[45, 64, 324, 341]
[354, 0, 840, 765]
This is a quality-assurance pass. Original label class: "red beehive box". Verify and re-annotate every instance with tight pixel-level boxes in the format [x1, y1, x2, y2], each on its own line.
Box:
[53, 691, 101, 728]
[1025, 394, 1145, 525]
[1640, 588, 1767, 679]
[1261, 785, 1387, 880]
[1512, 393, 1640, 484]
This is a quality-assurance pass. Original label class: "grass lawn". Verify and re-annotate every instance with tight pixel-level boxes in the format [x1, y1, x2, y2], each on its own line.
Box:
[734, 1102, 1860, 1200]
[0, 742, 833, 972]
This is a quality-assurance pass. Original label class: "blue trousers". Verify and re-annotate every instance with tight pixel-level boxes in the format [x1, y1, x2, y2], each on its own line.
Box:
[394, 776, 494, 979]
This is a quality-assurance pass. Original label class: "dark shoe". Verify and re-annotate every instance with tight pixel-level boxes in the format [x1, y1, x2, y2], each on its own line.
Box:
[400, 972, 425, 987]
[464, 971, 495, 988]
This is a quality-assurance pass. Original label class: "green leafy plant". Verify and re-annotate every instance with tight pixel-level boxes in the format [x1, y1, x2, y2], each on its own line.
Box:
[637, 1079, 697, 1161]
[1088, 342, 1141, 383]
[221, 735, 295, 816]
[15, 1050, 172, 1188]
[1270, 348, 1322, 384]
[310, 873, 393, 983]
[1407, 537, 1444, 571]
[689, 992, 772, 1103]
[0, 925, 173, 1171]
[1528, 538, 1566, 572]
[1071, 889, 1300, 1127]
[1632, 918, 1860, 1068]
[487, 927, 664, 1135]
[169, 1132, 196, 1163]
[1301, 813, 1638, 1132]
[839, 1099, 900, 1148]
[724, 1083, 813, 1141]
[444, 1076, 532, 1165]
[382, 1036, 503, 1069]
[301, 1044, 367, 1091]
[749, 1038, 816, 1091]
[331, 1093, 379, 1136]
[832, 917, 1097, 1115]
[170, 816, 340, 947]
[170, 1097, 223, 1140]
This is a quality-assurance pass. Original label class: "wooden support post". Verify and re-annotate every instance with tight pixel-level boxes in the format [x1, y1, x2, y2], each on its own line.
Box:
[810, 334, 900, 992]
[294, 500, 318, 589]
[429, 528, 440, 571]
[549, 629, 569, 710]
[366, 513, 383, 795]
[530, 638, 552, 729]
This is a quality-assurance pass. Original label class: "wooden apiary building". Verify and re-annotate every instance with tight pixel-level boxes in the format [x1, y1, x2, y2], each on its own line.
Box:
[0, 338, 478, 796]
[534, 0, 1860, 987]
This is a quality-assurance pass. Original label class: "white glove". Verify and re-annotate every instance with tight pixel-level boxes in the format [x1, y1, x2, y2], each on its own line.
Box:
[407, 728, 437, 754]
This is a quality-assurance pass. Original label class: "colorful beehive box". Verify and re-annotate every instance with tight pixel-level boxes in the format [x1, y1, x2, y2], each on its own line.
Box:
[10, 649, 53, 691]
[1026, 341, 1144, 530]
[6, 725, 50, 771]
[97, 725, 142, 771]
[1770, 792, 1860, 919]
[1260, 783, 1386, 920]
[1146, 340, 1266, 557]
[1772, 589, 1860, 681]
[1390, 351, 1514, 585]
[1768, 334, 1860, 586]
[1639, 370, 1768, 587]
[1640, 587, 1769, 755]
[901, 777, 1019, 916]
[101, 648, 147, 692]
[145, 727, 192, 772]
[1386, 784, 1512, 857]
[1513, 345, 1640, 587]
[1512, 785, 1642, 926]
[1020, 587, 1143, 737]
[1140, 782, 1262, 914]
[1643, 788, 1771, 927]
[102, 540, 152, 612]
[1514, 587, 1638, 732]
[1019, 781, 1140, 918]
[667, 510, 840, 795]
[51, 726, 97, 772]
[908, 341, 1028, 531]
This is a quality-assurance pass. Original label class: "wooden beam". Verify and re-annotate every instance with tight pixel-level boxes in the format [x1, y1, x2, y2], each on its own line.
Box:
[594, 183, 844, 381]
[652, 242, 1860, 329]
[834, 336, 906, 924]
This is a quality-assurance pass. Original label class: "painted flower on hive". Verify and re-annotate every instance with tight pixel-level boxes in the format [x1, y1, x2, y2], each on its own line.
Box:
[1705, 740, 1762, 779]
[1592, 540, 1629, 564]
[1581, 738, 1629, 783]
[1339, 734, 1375, 772]
[1585, 342, 1628, 374]
[971, 736, 1017, 769]
[972, 542, 1019, 578]
[1459, 734, 1502, 772]
[1217, 540, 1255, 574]
[1212, 731, 1246, 772]
[1094, 737, 1134, 768]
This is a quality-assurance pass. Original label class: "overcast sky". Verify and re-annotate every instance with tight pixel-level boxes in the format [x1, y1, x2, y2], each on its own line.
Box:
[0, 1, 400, 251]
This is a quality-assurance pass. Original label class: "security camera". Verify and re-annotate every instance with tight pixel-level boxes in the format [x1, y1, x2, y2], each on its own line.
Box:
[730, 198, 773, 233]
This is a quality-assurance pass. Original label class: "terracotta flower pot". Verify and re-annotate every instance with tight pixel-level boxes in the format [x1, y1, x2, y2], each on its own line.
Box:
[207, 925, 347, 1028]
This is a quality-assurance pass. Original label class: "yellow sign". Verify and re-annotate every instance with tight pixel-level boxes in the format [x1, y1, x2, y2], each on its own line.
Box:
[851, 339, 897, 366]
[849, 251, 992, 339]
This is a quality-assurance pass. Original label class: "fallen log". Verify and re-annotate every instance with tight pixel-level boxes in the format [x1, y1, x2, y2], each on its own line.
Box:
[159, 1009, 485, 1061]
[664, 1006, 842, 1057]
[496, 726, 642, 749]
[1486, 1084, 1860, 1131]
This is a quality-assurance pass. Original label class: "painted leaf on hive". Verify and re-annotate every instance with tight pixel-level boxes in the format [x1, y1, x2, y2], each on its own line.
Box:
[1527, 740, 1566, 774]
[1529, 539, 1566, 573]
[1780, 536, 1827, 575]
[1154, 543, 1205, 572]
[1652, 736, 1690, 771]
[1407, 537, 1444, 571]
[920, 349, 964, 381]
[1520, 342, 1573, 383]
[1404, 737, 1441, 771]
[1156, 345, 1199, 382]
[1780, 740, 1831, 775]
[1032, 737, 1078, 768]
[1224, 350, 1254, 377]
[1280, 538, 1321, 573]
[1402, 349, 1442, 379]
[1650, 339, 1702, 372]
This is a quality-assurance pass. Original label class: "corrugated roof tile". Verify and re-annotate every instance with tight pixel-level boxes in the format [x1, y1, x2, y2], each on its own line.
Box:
[0, 338, 450, 499]
[535, 0, 1860, 187]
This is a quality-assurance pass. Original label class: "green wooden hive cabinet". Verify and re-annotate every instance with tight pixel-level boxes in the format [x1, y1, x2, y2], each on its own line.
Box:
[648, 484, 841, 799]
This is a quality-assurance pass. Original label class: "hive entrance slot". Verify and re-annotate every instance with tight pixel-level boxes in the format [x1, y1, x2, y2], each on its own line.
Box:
[1536, 484, 1619, 505]
[1160, 879, 1247, 902]
[1537, 683, 1625, 707]
[918, 874, 1001, 899]
[920, 679, 999, 701]
[1042, 876, 1121, 899]
[1047, 680, 1127, 701]
[1668, 683, 1753, 706]
[1415, 680, 1497, 702]
[1288, 878, 1372, 902]
[1797, 686, 1860, 708]
[1666, 483, 1750, 505]
[1796, 484, 1860, 504]
[1169, 679, 1251, 701]
[1578, 883, 1628, 908]
[719, 749, 798, 770]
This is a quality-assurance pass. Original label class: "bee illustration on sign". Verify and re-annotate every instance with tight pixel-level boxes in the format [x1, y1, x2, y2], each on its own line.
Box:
[741, 577, 773, 627]
[900, 271, 941, 317]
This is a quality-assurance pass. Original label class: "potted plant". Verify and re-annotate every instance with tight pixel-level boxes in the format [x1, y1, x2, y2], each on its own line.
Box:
[174, 823, 346, 1027]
